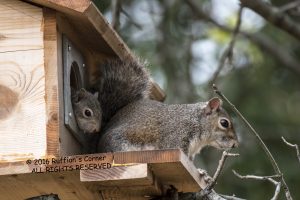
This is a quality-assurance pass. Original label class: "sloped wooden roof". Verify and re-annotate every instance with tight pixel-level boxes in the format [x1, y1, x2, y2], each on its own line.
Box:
[24, 0, 166, 101]
[25, 0, 131, 58]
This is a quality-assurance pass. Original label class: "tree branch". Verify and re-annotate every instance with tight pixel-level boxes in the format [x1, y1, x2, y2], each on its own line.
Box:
[233, 170, 281, 200]
[279, 1, 300, 13]
[281, 136, 300, 164]
[111, 0, 122, 31]
[219, 194, 246, 200]
[186, 0, 300, 76]
[209, 6, 244, 86]
[121, 8, 143, 30]
[207, 151, 240, 191]
[242, 32, 300, 75]
[213, 85, 293, 200]
[170, 151, 240, 200]
[240, 0, 300, 41]
[197, 151, 240, 199]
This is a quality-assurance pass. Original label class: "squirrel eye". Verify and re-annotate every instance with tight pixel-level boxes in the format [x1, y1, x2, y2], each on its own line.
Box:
[219, 118, 230, 129]
[83, 108, 93, 118]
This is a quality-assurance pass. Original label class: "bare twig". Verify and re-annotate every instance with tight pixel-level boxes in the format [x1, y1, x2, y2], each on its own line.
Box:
[186, 151, 240, 200]
[240, 0, 300, 41]
[121, 8, 143, 30]
[281, 136, 300, 164]
[198, 151, 239, 198]
[111, 0, 122, 31]
[219, 194, 246, 200]
[279, 1, 300, 13]
[213, 85, 293, 200]
[209, 6, 244, 86]
[233, 170, 281, 200]
[208, 151, 240, 191]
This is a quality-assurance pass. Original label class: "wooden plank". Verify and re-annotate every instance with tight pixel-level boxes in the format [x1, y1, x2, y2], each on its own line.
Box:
[0, 1, 45, 163]
[0, 153, 158, 199]
[43, 8, 60, 158]
[23, 0, 166, 101]
[0, 171, 98, 200]
[0, 0, 43, 52]
[82, 149, 206, 193]
[26, 0, 91, 13]
[0, 161, 31, 175]
[82, 164, 163, 200]
[114, 149, 206, 192]
[113, 149, 182, 164]
[0, 150, 205, 199]
[0, 152, 113, 175]
[81, 164, 152, 185]
[83, 3, 133, 60]
[0, 49, 47, 162]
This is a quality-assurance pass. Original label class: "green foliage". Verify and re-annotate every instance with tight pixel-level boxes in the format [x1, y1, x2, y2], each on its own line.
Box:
[207, 28, 230, 44]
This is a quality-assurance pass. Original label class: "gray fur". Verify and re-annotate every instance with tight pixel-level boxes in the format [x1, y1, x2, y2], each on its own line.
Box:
[72, 88, 102, 134]
[72, 58, 151, 133]
[93, 58, 151, 124]
[71, 58, 238, 160]
[98, 98, 238, 160]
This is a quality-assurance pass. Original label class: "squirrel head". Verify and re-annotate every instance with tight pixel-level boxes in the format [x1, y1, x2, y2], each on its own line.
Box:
[72, 88, 102, 134]
[200, 97, 238, 150]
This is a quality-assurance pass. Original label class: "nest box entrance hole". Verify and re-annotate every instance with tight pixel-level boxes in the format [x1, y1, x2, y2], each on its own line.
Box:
[62, 35, 89, 149]
[70, 61, 83, 94]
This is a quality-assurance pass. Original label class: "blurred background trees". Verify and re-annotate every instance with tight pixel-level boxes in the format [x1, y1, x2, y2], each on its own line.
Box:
[94, 0, 300, 199]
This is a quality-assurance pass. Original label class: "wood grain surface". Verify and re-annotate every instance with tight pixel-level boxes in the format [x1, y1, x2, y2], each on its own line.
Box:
[0, 0, 46, 162]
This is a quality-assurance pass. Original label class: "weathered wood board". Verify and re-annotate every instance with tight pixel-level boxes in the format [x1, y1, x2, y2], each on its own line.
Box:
[0, 150, 205, 200]
[0, 0, 43, 53]
[25, 0, 166, 101]
[0, 0, 46, 162]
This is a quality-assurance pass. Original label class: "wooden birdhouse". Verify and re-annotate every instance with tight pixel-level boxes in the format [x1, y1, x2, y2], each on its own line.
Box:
[0, 0, 206, 199]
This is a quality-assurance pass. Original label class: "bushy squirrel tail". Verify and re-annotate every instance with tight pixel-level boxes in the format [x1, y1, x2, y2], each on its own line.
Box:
[93, 57, 151, 124]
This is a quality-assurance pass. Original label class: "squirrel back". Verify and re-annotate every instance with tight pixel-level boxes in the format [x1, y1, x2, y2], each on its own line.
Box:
[72, 58, 151, 134]
[98, 97, 238, 160]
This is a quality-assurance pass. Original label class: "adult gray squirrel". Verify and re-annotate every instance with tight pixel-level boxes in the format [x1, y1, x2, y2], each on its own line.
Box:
[72, 57, 238, 159]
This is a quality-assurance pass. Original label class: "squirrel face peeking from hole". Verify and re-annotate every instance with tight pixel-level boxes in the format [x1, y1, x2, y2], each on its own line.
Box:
[72, 88, 102, 134]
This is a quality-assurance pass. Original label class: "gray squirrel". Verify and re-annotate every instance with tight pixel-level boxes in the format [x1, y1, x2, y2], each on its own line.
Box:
[72, 57, 238, 159]
[72, 58, 150, 133]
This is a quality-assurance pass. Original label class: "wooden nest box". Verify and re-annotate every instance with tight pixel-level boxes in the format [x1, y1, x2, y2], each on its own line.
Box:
[0, 0, 205, 199]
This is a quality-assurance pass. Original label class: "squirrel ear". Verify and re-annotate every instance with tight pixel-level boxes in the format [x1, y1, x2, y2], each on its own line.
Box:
[205, 97, 222, 115]
[78, 88, 87, 99]
[93, 92, 99, 99]
[72, 88, 87, 103]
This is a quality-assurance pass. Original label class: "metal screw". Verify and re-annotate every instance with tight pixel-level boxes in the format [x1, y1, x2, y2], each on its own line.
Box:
[68, 112, 72, 118]
[68, 45, 71, 51]
[82, 63, 85, 68]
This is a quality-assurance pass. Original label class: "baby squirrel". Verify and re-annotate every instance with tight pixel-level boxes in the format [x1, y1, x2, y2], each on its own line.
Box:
[72, 57, 238, 159]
